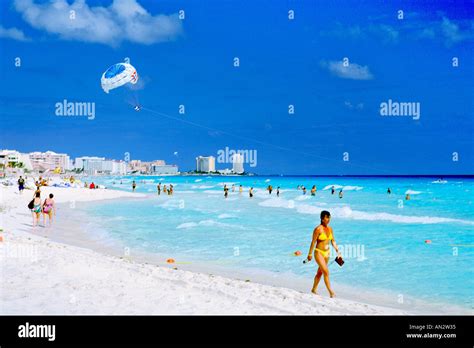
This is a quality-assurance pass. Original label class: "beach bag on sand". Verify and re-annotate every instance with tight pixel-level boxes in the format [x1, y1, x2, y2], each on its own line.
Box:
[28, 200, 34, 210]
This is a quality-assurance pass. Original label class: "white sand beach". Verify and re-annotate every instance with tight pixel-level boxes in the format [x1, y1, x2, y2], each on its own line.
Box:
[0, 180, 411, 315]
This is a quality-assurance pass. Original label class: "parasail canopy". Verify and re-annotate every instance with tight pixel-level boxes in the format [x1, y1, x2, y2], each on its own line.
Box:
[101, 62, 138, 94]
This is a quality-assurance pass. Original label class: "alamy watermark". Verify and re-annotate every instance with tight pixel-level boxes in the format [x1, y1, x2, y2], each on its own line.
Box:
[0, 242, 39, 262]
[55, 99, 95, 120]
[217, 146, 257, 167]
[338, 244, 366, 261]
[380, 99, 420, 120]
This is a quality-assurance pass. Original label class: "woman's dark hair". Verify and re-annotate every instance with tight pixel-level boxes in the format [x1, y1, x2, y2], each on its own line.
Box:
[35, 192, 40, 198]
[49, 194, 54, 198]
[320, 210, 331, 220]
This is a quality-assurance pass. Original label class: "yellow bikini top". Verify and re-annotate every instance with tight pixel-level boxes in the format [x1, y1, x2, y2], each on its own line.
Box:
[318, 230, 333, 241]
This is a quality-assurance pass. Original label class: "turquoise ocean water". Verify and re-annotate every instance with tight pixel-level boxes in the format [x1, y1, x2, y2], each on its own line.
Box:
[79, 175, 473, 309]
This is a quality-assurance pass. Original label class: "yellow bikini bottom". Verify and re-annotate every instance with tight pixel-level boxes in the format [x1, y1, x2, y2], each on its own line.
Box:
[316, 248, 330, 258]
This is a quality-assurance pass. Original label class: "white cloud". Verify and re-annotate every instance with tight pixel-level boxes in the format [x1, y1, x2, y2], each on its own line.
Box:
[0, 25, 30, 41]
[414, 17, 473, 46]
[374, 24, 399, 43]
[440, 17, 470, 45]
[322, 60, 374, 80]
[320, 23, 399, 44]
[13, 0, 183, 46]
[344, 101, 364, 110]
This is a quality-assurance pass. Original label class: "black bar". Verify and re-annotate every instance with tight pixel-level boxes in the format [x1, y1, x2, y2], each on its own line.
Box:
[0, 315, 472, 346]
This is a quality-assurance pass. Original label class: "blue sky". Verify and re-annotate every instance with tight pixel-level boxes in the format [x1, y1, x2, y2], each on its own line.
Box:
[0, 0, 473, 175]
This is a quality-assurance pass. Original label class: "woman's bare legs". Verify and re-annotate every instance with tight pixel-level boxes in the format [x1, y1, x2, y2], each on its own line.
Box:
[311, 267, 323, 294]
[315, 251, 335, 297]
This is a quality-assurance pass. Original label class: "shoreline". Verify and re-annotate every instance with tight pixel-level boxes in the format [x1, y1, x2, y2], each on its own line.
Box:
[1, 184, 471, 315]
[49, 200, 473, 315]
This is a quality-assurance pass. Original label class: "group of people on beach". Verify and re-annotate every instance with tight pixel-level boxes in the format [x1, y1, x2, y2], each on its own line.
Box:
[156, 182, 174, 195]
[22, 176, 56, 227]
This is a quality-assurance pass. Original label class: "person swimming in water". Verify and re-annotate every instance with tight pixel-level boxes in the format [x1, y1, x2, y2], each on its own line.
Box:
[239, 185, 243, 194]
[276, 186, 280, 197]
[224, 185, 229, 198]
[306, 210, 341, 298]
[311, 185, 316, 196]
[406, 193, 410, 200]
[132, 181, 136, 192]
[331, 186, 335, 195]
[387, 187, 391, 194]
[157, 183, 161, 195]
[339, 190, 343, 199]
[249, 187, 254, 198]
[302, 186, 307, 195]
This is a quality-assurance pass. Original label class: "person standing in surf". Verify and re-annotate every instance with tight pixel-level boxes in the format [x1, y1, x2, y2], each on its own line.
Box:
[18, 176, 25, 194]
[306, 210, 342, 298]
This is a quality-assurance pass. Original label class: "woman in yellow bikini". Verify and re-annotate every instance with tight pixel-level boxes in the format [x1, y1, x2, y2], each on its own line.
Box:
[306, 210, 341, 297]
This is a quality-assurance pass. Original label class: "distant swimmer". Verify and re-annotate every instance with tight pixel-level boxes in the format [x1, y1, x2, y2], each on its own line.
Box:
[331, 186, 335, 195]
[239, 185, 243, 194]
[311, 185, 316, 196]
[157, 183, 161, 195]
[268, 185, 273, 194]
[306, 210, 342, 298]
[406, 193, 410, 200]
[249, 187, 254, 198]
[302, 186, 307, 195]
[338, 190, 343, 199]
[224, 185, 229, 198]
[232, 184, 235, 192]
[277, 186, 280, 197]
[387, 187, 391, 194]
[163, 185, 168, 195]
[169, 184, 174, 195]
[132, 181, 136, 192]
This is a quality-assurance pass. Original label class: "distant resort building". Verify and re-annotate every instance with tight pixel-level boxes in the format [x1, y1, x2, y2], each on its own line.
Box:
[151, 164, 179, 175]
[128, 160, 177, 174]
[0, 149, 33, 171]
[232, 153, 244, 174]
[30, 151, 71, 172]
[0, 148, 176, 176]
[196, 156, 216, 173]
[74, 156, 127, 175]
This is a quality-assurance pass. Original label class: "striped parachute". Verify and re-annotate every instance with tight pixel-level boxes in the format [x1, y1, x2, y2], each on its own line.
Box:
[101, 63, 138, 94]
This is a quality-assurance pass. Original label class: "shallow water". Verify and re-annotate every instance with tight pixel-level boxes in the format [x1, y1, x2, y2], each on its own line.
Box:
[79, 175, 474, 310]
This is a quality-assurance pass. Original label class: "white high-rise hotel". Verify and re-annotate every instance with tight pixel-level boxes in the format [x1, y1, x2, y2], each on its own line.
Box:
[232, 154, 244, 174]
[74, 156, 127, 175]
[196, 156, 216, 173]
